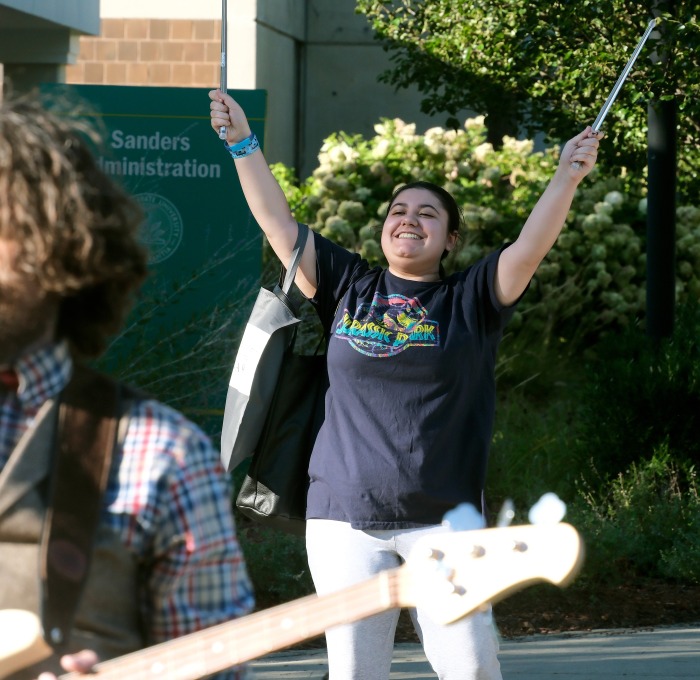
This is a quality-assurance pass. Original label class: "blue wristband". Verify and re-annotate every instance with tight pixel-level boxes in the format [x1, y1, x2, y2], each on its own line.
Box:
[224, 133, 260, 159]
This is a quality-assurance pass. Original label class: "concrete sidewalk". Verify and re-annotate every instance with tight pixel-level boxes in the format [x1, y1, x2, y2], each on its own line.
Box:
[248, 625, 700, 679]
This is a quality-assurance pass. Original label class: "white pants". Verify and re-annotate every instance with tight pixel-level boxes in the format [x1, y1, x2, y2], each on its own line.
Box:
[306, 519, 503, 680]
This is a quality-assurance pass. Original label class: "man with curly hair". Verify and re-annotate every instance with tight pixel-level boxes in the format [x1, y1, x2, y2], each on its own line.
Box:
[0, 95, 254, 679]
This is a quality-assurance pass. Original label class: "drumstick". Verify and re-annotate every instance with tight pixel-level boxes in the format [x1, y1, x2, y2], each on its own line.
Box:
[572, 18, 656, 169]
[218, 0, 228, 140]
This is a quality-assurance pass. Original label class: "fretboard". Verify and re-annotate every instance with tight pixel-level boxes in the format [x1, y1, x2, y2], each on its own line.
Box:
[60, 567, 405, 679]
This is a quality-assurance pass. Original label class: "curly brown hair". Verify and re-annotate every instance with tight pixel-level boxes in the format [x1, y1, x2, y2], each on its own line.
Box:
[0, 94, 148, 358]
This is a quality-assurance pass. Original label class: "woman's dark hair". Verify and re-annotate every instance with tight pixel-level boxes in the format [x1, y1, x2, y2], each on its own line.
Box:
[0, 94, 148, 358]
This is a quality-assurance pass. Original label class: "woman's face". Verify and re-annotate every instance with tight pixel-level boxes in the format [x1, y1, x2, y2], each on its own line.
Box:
[381, 187, 457, 281]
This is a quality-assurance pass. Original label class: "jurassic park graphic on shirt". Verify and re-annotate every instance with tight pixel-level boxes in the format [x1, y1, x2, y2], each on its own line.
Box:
[335, 292, 440, 357]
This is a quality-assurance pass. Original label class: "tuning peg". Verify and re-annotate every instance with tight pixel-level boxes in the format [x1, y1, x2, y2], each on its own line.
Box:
[422, 548, 468, 596]
[442, 503, 486, 531]
[496, 498, 515, 527]
[528, 492, 567, 525]
[425, 548, 445, 561]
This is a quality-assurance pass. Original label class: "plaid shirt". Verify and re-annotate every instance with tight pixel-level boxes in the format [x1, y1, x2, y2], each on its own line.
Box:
[0, 342, 254, 679]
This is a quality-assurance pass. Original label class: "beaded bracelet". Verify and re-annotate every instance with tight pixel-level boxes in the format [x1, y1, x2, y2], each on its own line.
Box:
[224, 133, 260, 159]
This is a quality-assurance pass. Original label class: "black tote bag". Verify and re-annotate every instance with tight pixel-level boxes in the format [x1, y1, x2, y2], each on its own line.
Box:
[221, 224, 309, 472]
[235, 348, 328, 535]
[221, 223, 328, 534]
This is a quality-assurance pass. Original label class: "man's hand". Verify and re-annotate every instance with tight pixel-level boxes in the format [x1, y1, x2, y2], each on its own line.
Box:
[37, 649, 99, 679]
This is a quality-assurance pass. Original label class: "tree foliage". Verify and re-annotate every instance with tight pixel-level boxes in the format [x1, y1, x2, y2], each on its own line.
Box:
[355, 0, 700, 199]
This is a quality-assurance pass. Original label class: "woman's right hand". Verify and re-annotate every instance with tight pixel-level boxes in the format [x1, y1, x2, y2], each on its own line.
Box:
[207, 90, 318, 297]
[208, 89, 251, 145]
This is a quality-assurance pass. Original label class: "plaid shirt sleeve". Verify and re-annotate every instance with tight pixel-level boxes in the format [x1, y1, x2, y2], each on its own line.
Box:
[106, 398, 255, 680]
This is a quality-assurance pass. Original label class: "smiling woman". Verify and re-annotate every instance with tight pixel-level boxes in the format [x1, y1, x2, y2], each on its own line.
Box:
[380, 181, 461, 281]
[208, 87, 602, 680]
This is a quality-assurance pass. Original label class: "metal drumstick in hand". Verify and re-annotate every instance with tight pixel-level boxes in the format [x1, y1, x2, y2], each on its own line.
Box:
[572, 18, 656, 169]
[218, 0, 228, 140]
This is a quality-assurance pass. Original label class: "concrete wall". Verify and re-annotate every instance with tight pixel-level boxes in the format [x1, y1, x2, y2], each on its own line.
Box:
[233, 0, 305, 169]
[0, 0, 99, 91]
[0, 0, 98, 33]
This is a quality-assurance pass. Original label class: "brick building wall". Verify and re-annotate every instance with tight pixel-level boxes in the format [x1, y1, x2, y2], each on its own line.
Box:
[65, 18, 222, 88]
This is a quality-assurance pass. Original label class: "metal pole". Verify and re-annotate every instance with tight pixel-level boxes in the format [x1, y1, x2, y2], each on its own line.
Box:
[646, 1, 677, 341]
[218, 0, 228, 140]
[646, 99, 677, 340]
[591, 19, 657, 132]
[572, 19, 656, 169]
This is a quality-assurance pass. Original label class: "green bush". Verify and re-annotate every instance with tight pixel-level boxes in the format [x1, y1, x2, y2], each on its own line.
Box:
[230, 464, 315, 608]
[573, 301, 700, 482]
[487, 386, 584, 516]
[569, 446, 700, 584]
[235, 522, 315, 609]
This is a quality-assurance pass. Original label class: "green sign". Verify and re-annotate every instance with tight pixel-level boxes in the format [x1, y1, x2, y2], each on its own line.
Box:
[43, 85, 267, 435]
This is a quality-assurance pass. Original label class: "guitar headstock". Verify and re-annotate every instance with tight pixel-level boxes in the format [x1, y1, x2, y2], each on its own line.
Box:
[402, 521, 584, 625]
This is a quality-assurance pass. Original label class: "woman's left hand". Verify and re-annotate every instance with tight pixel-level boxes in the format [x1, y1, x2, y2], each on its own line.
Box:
[559, 126, 603, 179]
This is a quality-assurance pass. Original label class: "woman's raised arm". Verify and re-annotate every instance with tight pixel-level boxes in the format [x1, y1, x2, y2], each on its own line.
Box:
[209, 89, 317, 297]
[496, 127, 602, 306]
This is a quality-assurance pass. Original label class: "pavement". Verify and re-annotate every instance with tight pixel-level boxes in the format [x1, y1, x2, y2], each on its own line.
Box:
[248, 625, 700, 679]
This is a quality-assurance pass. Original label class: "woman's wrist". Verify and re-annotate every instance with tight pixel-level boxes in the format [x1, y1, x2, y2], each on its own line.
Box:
[226, 127, 252, 144]
[224, 132, 260, 159]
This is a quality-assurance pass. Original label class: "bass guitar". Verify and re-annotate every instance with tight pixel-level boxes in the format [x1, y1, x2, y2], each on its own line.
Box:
[0, 521, 583, 679]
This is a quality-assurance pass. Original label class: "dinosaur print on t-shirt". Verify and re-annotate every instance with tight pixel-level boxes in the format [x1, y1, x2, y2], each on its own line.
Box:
[334, 292, 440, 357]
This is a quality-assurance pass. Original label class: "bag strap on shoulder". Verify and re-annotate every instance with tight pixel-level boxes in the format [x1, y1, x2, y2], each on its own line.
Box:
[280, 223, 309, 295]
[38, 364, 120, 650]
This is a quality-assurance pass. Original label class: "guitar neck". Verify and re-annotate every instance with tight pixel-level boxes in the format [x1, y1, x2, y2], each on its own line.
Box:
[61, 568, 406, 680]
[4, 521, 583, 680]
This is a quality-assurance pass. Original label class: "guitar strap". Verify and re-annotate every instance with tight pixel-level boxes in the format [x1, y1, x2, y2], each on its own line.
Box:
[37, 364, 121, 651]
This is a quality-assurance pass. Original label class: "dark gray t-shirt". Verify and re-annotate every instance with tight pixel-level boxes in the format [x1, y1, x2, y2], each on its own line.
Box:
[307, 231, 516, 529]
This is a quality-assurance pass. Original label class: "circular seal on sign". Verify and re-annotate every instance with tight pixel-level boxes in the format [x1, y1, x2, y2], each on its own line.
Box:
[135, 193, 184, 264]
